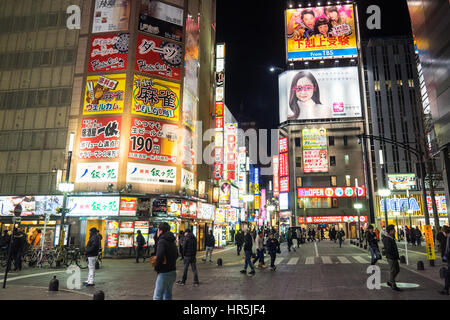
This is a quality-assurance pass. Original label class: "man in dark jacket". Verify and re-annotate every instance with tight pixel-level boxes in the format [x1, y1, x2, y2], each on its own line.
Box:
[178, 231, 185, 260]
[437, 227, 447, 259]
[410, 226, 416, 246]
[153, 222, 177, 300]
[337, 229, 345, 248]
[438, 226, 450, 295]
[0, 230, 10, 250]
[235, 230, 244, 255]
[83, 227, 100, 287]
[415, 227, 422, 246]
[266, 233, 280, 270]
[177, 229, 199, 286]
[240, 229, 255, 275]
[366, 225, 381, 265]
[11, 228, 26, 271]
[382, 225, 402, 291]
[202, 230, 215, 262]
[135, 230, 146, 263]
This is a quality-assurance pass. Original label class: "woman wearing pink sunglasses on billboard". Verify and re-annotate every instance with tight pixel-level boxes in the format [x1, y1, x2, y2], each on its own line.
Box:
[287, 71, 331, 120]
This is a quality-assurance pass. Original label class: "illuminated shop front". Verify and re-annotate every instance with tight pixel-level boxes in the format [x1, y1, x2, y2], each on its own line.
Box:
[298, 215, 368, 239]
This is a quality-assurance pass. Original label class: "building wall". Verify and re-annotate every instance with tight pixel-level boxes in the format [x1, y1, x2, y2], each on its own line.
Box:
[0, 0, 82, 195]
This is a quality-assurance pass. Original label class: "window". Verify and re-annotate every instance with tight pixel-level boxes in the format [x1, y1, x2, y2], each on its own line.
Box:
[343, 135, 348, 146]
[48, 13, 59, 27]
[295, 157, 302, 167]
[296, 177, 302, 187]
[329, 136, 334, 146]
[41, 51, 53, 65]
[64, 49, 76, 64]
[344, 154, 349, 165]
[330, 156, 336, 166]
[332, 198, 338, 208]
[295, 137, 301, 147]
[299, 198, 332, 209]
[331, 176, 337, 186]
[346, 175, 351, 186]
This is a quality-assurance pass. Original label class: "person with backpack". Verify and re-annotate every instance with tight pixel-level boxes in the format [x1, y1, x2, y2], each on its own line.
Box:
[382, 225, 402, 291]
[135, 230, 146, 263]
[235, 230, 244, 256]
[153, 222, 177, 300]
[83, 227, 101, 287]
[337, 228, 345, 248]
[240, 229, 256, 275]
[202, 230, 215, 263]
[177, 229, 199, 286]
[266, 233, 280, 271]
[366, 225, 381, 265]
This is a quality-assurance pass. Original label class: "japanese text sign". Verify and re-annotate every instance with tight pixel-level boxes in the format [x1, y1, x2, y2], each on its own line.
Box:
[88, 34, 129, 73]
[79, 117, 121, 160]
[84, 74, 126, 114]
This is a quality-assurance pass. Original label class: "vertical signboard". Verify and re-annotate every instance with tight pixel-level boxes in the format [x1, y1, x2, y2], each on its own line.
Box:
[225, 123, 237, 181]
[273, 155, 279, 197]
[254, 167, 260, 217]
[278, 137, 289, 193]
[302, 128, 328, 173]
[214, 44, 226, 180]
[79, 117, 121, 159]
[238, 147, 247, 198]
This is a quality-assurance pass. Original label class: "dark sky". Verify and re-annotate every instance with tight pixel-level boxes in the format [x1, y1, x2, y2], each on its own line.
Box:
[216, 0, 412, 130]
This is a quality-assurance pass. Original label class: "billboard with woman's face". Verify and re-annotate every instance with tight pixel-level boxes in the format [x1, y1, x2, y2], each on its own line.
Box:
[278, 67, 362, 122]
[285, 5, 357, 60]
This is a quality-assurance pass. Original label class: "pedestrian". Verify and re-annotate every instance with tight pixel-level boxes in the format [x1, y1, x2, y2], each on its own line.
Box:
[266, 233, 280, 271]
[415, 227, 422, 246]
[375, 228, 380, 241]
[382, 225, 402, 291]
[307, 228, 312, 242]
[437, 227, 447, 260]
[83, 227, 100, 287]
[321, 228, 325, 241]
[366, 225, 381, 265]
[235, 229, 244, 256]
[405, 226, 410, 243]
[135, 230, 146, 263]
[0, 230, 10, 250]
[438, 226, 450, 295]
[410, 226, 416, 246]
[177, 229, 199, 286]
[286, 229, 295, 252]
[153, 222, 177, 300]
[251, 228, 257, 241]
[178, 230, 185, 260]
[295, 228, 301, 248]
[240, 229, 256, 275]
[312, 228, 316, 242]
[11, 228, 26, 272]
[252, 231, 266, 268]
[337, 228, 345, 248]
[330, 227, 336, 243]
[202, 230, 215, 262]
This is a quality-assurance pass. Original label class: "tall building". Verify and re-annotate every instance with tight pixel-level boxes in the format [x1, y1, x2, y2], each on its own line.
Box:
[0, 0, 219, 254]
[361, 36, 448, 228]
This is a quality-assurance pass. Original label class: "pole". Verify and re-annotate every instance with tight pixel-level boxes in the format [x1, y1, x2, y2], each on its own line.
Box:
[356, 178, 361, 244]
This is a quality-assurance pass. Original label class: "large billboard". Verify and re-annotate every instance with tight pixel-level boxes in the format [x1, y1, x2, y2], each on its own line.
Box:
[79, 117, 121, 160]
[75, 162, 118, 183]
[126, 162, 176, 185]
[88, 34, 129, 73]
[388, 173, 417, 191]
[278, 67, 362, 122]
[83, 74, 126, 115]
[92, 0, 131, 33]
[302, 128, 328, 173]
[285, 5, 357, 60]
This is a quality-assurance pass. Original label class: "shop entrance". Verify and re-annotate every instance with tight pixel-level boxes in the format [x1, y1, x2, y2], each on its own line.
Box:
[85, 220, 106, 256]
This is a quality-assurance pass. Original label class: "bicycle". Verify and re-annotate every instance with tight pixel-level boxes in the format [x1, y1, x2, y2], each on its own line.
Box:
[74, 248, 88, 269]
[36, 248, 55, 268]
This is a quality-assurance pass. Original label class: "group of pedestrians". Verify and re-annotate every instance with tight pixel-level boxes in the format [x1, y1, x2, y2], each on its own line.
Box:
[404, 226, 423, 246]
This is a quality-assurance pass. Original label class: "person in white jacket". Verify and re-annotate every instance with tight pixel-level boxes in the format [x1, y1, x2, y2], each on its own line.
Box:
[252, 231, 266, 268]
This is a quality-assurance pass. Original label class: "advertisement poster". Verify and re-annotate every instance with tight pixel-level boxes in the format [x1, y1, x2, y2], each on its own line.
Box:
[88, 34, 129, 73]
[197, 203, 215, 220]
[107, 234, 118, 248]
[238, 147, 247, 198]
[139, 0, 184, 42]
[182, 89, 198, 131]
[137, 198, 152, 216]
[79, 117, 121, 160]
[219, 181, 231, 205]
[279, 67, 362, 122]
[280, 176, 289, 193]
[83, 74, 126, 115]
[92, 0, 131, 33]
[126, 162, 176, 185]
[75, 162, 118, 183]
[0, 196, 35, 216]
[303, 128, 328, 173]
[297, 187, 366, 198]
[35, 196, 63, 215]
[215, 208, 226, 223]
[181, 168, 195, 191]
[280, 193, 289, 211]
[129, 117, 178, 163]
[67, 197, 120, 216]
[167, 199, 181, 216]
[151, 198, 167, 216]
[119, 197, 136, 216]
[120, 221, 134, 233]
[388, 173, 417, 191]
[225, 123, 237, 181]
[135, 33, 182, 81]
[285, 5, 357, 60]
[273, 156, 279, 197]
[118, 234, 133, 248]
[279, 152, 289, 177]
[132, 75, 180, 121]
[181, 128, 194, 169]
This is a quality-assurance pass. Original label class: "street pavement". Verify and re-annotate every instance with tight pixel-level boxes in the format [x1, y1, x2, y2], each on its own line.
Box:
[0, 239, 448, 300]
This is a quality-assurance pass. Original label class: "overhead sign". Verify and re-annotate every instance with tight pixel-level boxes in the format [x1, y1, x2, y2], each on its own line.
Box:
[83, 74, 126, 114]
[79, 117, 121, 160]
[379, 195, 447, 215]
[88, 34, 129, 73]
[285, 4, 357, 60]
[126, 162, 176, 185]
[298, 215, 367, 224]
[297, 187, 366, 198]
[279, 67, 362, 122]
[388, 173, 417, 191]
[75, 162, 118, 183]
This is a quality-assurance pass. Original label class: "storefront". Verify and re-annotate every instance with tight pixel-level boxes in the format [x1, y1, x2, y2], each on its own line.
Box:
[298, 215, 368, 239]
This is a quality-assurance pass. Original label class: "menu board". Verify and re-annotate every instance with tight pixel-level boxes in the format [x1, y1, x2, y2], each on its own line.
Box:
[118, 234, 133, 248]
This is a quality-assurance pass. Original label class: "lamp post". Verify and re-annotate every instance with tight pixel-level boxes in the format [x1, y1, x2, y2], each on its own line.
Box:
[378, 188, 391, 229]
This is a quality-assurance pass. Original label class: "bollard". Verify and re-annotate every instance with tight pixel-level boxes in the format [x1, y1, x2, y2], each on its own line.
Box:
[93, 290, 105, 300]
[217, 258, 223, 266]
[49, 275, 59, 291]
[439, 267, 447, 279]
[400, 256, 406, 264]
[417, 261, 425, 270]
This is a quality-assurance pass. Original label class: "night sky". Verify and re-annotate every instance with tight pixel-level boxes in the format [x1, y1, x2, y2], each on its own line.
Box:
[216, 0, 412, 130]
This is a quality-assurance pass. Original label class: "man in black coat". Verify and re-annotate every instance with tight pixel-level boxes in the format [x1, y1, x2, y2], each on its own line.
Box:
[83, 227, 100, 287]
[438, 226, 450, 295]
[437, 227, 447, 259]
[177, 229, 199, 286]
[135, 230, 146, 263]
[235, 230, 244, 255]
[11, 228, 26, 271]
[382, 225, 402, 291]
[366, 225, 381, 265]
[202, 230, 215, 262]
[240, 229, 255, 275]
[415, 227, 422, 246]
[410, 226, 416, 246]
[153, 222, 177, 300]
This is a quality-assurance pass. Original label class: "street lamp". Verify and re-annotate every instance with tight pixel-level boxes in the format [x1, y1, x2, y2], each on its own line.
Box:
[378, 188, 391, 229]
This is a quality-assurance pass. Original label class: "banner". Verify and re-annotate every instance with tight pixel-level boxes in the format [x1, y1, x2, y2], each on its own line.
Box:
[297, 186, 366, 198]
[120, 197, 137, 216]
[388, 173, 417, 191]
[181, 128, 194, 169]
[238, 147, 247, 198]
[273, 156, 279, 197]
[181, 168, 195, 191]
[298, 215, 367, 224]
[424, 225, 436, 261]
[75, 162, 118, 183]
[92, 0, 130, 33]
[139, 0, 184, 42]
[285, 5, 357, 60]
[79, 117, 121, 160]
[279, 67, 361, 122]
[219, 181, 231, 204]
[132, 75, 180, 121]
[67, 197, 120, 216]
[88, 34, 129, 73]
[83, 74, 126, 114]
[126, 162, 176, 185]
[0, 196, 35, 216]
[303, 128, 328, 173]
[135, 33, 182, 81]
[225, 123, 237, 181]
[129, 117, 178, 163]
